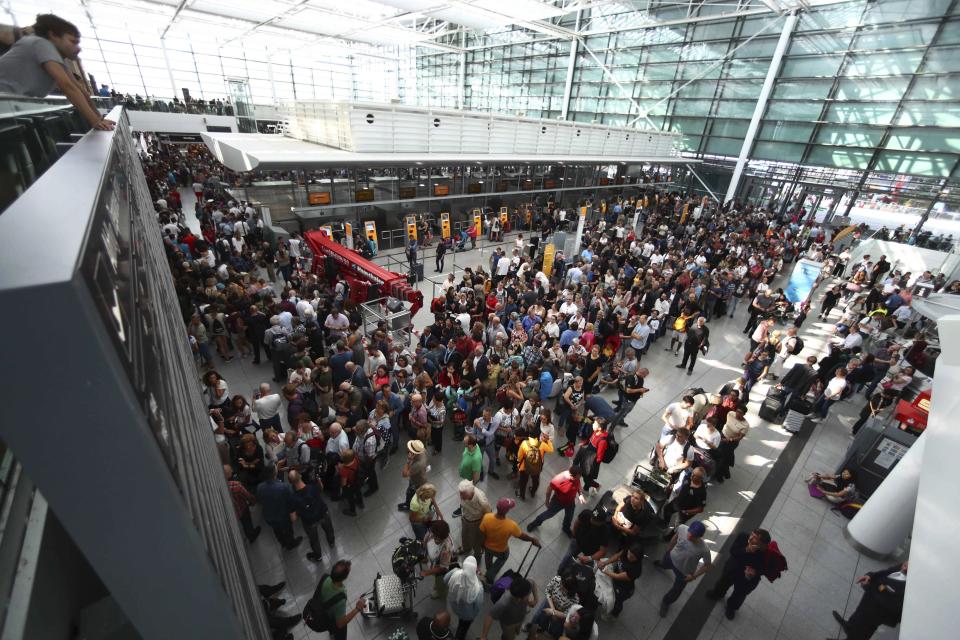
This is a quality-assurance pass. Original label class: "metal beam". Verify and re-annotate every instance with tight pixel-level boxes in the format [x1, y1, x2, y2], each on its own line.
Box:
[560, 9, 582, 120]
[160, 0, 190, 39]
[686, 163, 720, 203]
[723, 9, 798, 204]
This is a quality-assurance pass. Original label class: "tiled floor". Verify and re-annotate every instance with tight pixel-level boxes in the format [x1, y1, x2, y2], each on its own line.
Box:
[182, 190, 902, 640]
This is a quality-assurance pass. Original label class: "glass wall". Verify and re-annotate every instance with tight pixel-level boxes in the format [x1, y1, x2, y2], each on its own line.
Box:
[412, 0, 960, 218]
[6, 0, 412, 106]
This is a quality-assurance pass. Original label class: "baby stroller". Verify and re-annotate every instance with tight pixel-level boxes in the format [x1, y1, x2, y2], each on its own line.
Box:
[361, 537, 422, 619]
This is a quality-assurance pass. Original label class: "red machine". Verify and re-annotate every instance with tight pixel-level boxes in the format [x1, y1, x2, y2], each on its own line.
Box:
[304, 230, 423, 317]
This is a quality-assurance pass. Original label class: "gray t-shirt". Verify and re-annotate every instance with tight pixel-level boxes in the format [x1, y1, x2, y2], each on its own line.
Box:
[669, 524, 711, 575]
[489, 592, 530, 626]
[0, 35, 64, 97]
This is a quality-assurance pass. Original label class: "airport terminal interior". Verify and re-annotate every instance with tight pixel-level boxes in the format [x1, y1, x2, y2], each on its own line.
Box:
[0, 1, 958, 640]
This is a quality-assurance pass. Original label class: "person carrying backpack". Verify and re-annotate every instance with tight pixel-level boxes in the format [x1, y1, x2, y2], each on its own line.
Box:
[303, 560, 366, 639]
[516, 427, 554, 500]
[705, 528, 784, 621]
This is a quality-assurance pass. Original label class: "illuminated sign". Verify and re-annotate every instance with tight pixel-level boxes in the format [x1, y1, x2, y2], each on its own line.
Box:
[308, 191, 330, 205]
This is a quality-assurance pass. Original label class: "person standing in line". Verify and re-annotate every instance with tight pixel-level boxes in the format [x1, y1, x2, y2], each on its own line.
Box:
[303, 560, 366, 640]
[677, 316, 709, 375]
[833, 561, 908, 640]
[479, 577, 538, 640]
[436, 236, 449, 272]
[253, 383, 283, 432]
[255, 465, 302, 551]
[224, 464, 260, 543]
[399, 440, 429, 511]
[288, 469, 335, 562]
[516, 427, 553, 501]
[526, 466, 584, 537]
[705, 529, 773, 620]
[456, 480, 492, 559]
[811, 368, 848, 422]
[655, 520, 713, 617]
[479, 498, 541, 584]
[598, 543, 644, 617]
[445, 555, 485, 640]
[457, 435, 483, 510]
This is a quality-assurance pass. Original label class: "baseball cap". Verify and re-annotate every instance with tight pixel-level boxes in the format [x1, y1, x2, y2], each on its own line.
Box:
[496, 498, 516, 515]
[688, 521, 706, 538]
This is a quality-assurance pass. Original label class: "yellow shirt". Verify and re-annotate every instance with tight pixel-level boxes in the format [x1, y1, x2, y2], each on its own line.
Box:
[479, 513, 521, 553]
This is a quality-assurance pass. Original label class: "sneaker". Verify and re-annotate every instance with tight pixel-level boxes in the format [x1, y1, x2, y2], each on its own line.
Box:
[675, 364, 684, 369]
[452, 507, 462, 518]
[725, 609, 736, 620]
[306, 553, 321, 562]
[397, 503, 410, 511]
[285, 537, 303, 550]
[527, 522, 539, 532]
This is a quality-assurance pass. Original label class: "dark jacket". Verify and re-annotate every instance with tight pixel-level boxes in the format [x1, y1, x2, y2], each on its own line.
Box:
[860, 565, 907, 625]
[781, 362, 818, 396]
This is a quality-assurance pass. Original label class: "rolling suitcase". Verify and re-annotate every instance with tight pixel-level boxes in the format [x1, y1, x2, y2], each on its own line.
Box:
[784, 409, 806, 434]
[373, 574, 406, 615]
[788, 395, 813, 415]
[759, 395, 784, 423]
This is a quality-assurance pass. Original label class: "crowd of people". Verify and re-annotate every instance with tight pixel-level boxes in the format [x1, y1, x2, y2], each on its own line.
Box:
[140, 138, 919, 640]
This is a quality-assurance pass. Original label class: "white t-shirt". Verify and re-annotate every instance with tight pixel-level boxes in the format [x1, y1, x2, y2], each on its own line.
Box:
[663, 439, 694, 469]
[825, 376, 848, 399]
[497, 256, 511, 276]
[325, 313, 349, 332]
[663, 402, 691, 430]
[694, 423, 721, 450]
[559, 300, 578, 316]
[842, 332, 863, 351]
[254, 393, 282, 419]
[722, 415, 750, 440]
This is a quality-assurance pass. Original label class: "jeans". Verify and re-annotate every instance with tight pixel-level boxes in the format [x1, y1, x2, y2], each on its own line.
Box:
[484, 547, 510, 582]
[812, 393, 836, 419]
[557, 539, 581, 574]
[529, 496, 575, 533]
[454, 617, 475, 640]
[727, 298, 739, 317]
[482, 441, 498, 476]
[660, 553, 689, 606]
[709, 561, 759, 614]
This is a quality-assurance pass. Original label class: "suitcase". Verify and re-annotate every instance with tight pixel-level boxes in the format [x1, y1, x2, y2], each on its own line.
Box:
[784, 409, 806, 434]
[374, 574, 406, 615]
[407, 263, 424, 284]
[788, 395, 813, 415]
[759, 396, 784, 423]
[491, 543, 541, 603]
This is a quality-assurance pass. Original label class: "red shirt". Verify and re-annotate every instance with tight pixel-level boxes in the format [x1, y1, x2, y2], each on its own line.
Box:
[549, 471, 582, 506]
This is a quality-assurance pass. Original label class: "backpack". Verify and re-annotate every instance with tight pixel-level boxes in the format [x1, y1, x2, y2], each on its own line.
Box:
[601, 431, 619, 463]
[391, 537, 423, 582]
[303, 575, 346, 632]
[212, 315, 227, 334]
[523, 439, 543, 474]
[789, 336, 804, 355]
[673, 315, 688, 331]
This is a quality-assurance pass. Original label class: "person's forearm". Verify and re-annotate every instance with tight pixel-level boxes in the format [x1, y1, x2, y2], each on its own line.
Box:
[65, 82, 105, 126]
[481, 616, 493, 638]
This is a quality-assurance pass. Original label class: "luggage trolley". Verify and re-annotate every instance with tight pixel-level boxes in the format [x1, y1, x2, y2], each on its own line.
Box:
[361, 538, 422, 619]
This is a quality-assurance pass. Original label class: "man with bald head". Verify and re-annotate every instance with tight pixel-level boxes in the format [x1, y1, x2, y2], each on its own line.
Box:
[253, 382, 283, 432]
[416, 610, 452, 640]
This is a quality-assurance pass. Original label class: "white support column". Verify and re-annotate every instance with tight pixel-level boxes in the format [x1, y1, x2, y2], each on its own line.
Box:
[560, 10, 581, 120]
[573, 205, 587, 255]
[160, 37, 178, 99]
[845, 435, 924, 556]
[900, 314, 960, 638]
[723, 9, 798, 205]
[458, 31, 467, 110]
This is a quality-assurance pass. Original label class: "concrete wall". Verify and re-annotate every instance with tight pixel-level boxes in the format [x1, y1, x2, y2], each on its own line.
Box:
[126, 111, 238, 134]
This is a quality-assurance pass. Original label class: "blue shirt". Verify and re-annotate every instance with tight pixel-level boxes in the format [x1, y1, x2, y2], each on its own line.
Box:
[560, 329, 579, 348]
[522, 314, 541, 333]
[256, 480, 293, 527]
[581, 249, 593, 263]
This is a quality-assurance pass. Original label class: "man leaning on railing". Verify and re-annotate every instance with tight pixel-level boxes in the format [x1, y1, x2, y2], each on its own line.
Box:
[0, 13, 113, 131]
